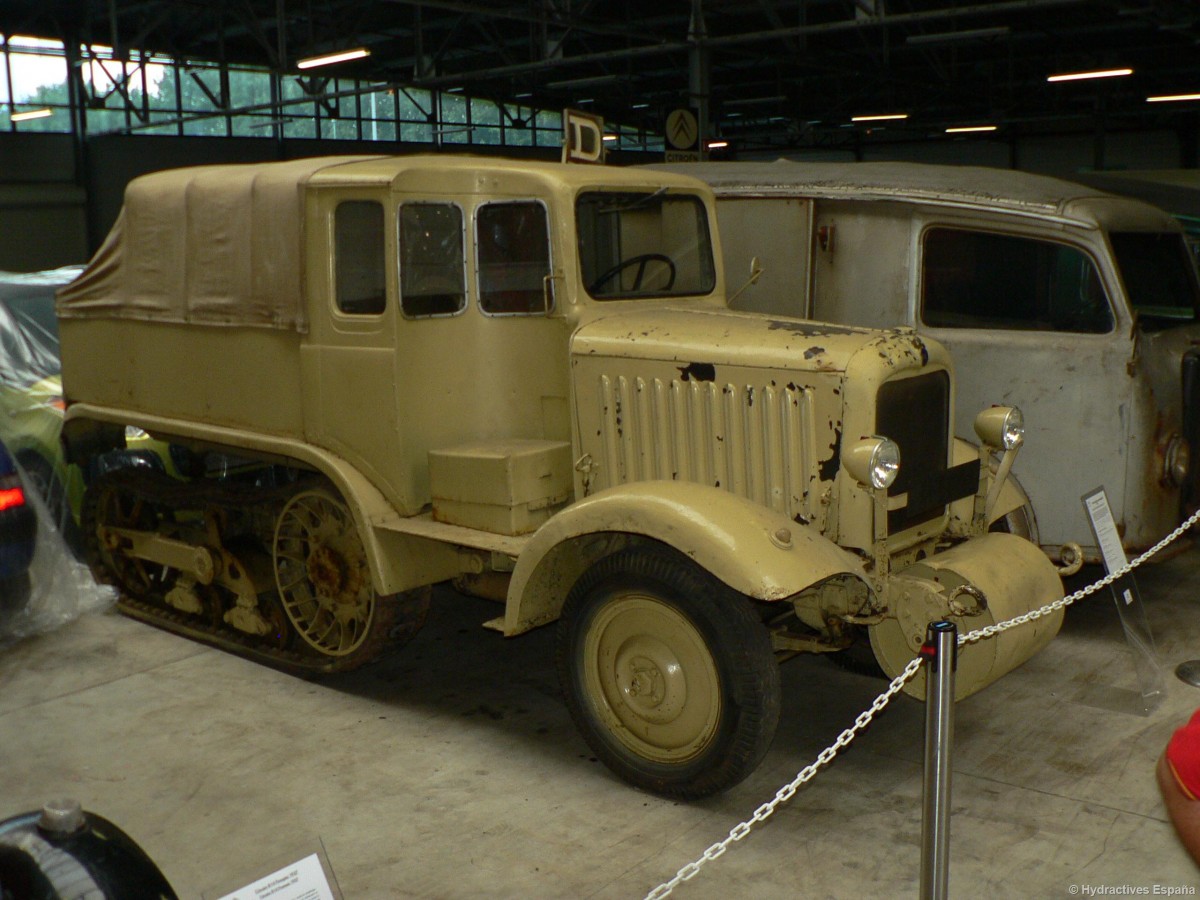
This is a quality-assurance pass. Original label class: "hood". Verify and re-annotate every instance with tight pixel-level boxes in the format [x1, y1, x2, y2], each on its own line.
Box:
[571, 305, 932, 375]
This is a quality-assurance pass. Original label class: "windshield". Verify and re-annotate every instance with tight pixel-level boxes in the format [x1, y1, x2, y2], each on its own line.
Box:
[1109, 231, 1200, 327]
[0, 286, 61, 387]
[576, 191, 716, 300]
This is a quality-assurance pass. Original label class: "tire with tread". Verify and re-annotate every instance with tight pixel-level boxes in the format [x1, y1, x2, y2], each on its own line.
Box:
[556, 545, 780, 799]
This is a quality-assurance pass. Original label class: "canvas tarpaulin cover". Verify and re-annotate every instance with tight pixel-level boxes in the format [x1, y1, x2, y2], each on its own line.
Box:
[57, 156, 379, 332]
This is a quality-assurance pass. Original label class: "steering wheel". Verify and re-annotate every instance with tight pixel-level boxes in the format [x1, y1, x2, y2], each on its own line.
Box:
[589, 253, 677, 293]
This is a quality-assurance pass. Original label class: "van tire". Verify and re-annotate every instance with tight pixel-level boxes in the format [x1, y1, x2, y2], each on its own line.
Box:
[556, 545, 780, 800]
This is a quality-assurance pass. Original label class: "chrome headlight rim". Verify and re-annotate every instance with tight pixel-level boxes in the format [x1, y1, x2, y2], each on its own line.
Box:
[1164, 433, 1191, 488]
[975, 405, 1024, 451]
[842, 436, 901, 490]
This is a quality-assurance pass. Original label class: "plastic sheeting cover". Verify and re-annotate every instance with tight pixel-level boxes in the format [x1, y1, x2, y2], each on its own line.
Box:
[0, 455, 115, 644]
[0, 268, 115, 642]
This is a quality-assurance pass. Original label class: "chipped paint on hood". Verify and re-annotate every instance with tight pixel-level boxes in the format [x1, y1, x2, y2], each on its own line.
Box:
[572, 305, 932, 375]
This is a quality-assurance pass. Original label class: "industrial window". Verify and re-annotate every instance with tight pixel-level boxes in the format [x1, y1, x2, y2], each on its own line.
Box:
[399, 202, 466, 317]
[921, 228, 1113, 334]
[334, 201, 385, 315]
[476, 202, 552, 315]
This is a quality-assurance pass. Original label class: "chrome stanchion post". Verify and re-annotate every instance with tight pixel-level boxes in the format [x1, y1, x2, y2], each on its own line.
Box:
[920, 620, 957, 900]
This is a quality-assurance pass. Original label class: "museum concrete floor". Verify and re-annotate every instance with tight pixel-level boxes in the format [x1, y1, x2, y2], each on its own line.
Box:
[3, 532, 1200, 899]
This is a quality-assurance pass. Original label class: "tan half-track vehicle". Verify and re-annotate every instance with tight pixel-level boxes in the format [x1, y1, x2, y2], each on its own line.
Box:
[57, 155, 1061, 798]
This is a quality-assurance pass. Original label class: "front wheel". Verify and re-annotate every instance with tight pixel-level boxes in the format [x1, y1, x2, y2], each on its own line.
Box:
[556, 546, 780, 799]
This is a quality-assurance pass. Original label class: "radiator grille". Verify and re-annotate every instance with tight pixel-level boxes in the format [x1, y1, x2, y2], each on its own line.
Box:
[596, 374, 818, 522]
[877, 371, 952, 533]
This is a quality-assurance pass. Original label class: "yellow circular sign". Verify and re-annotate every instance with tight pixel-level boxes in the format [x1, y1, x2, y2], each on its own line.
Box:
[666, 109, 699, 150]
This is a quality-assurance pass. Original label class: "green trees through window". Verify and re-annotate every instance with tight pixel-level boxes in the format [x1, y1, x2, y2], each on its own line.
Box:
[0, 35, 658, 151]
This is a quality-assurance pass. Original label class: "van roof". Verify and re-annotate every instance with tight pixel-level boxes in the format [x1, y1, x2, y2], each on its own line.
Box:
[652, 160, 1172, 225]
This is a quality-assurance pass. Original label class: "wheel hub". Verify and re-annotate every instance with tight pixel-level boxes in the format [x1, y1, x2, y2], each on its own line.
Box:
[615, 641, 686, 724]
[306, 545, 348, 601]
[273, 488, 376, 658]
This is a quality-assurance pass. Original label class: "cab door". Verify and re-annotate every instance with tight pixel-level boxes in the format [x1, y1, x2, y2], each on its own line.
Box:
[912, 219, 1134, 559]
[301, 191, 411, 508]
[389, 187, 571, 511]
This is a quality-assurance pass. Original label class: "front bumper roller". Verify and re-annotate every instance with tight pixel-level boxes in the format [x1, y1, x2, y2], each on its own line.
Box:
[869, 532, 1064, 700]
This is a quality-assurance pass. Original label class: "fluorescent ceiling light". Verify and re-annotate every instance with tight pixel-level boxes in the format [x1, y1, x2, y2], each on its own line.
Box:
[1047, 68, 1132, 83]
[946, 125, 997, 133]
[10, 108, 52, 122]
[297, 47, 370, 70]
[851, 113, 908, 122]
[1147, 93, 1200, 103]
[706, 140, 729, 149]
[602, 134, 618, 142]
[906, 26, 1009, 45]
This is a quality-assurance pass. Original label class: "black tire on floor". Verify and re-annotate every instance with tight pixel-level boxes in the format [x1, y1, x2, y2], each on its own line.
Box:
[556, 545, 781, 800]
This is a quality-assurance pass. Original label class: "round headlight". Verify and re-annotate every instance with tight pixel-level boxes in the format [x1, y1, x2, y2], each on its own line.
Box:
[842, 437, 901, 490]
[1164, 434, 1191, 487]
[974, 406, 1024, 450]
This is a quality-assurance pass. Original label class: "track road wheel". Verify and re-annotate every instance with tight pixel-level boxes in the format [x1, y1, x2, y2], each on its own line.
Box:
[83, 471, 176, 602]
[556, 546, 780, 799]
[272, 486, 427, 673]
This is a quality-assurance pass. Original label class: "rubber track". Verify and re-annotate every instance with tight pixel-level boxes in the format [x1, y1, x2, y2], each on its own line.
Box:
[84, 467, 402, 677]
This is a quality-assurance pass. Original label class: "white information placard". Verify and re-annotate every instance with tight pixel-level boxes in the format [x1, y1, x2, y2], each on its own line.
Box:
[217, 853, 334, 900]
[1079, 486, 1164, 713]
[1082, 487, 1128, 573]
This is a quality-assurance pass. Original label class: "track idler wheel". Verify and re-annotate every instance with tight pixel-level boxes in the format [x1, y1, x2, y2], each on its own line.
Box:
[272, 486, 428, 673]
[83, 471, 177, 602]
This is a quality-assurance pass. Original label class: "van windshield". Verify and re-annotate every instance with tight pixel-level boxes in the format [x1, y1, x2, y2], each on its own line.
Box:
[576, 191, 716, 300]
[1109, 231, 1199, 327]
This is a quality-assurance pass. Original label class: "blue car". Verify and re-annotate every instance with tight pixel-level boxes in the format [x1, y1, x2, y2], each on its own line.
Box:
[0, 440, 36, 611]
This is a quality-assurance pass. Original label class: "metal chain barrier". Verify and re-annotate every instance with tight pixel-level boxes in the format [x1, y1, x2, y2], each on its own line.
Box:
[961, 505, 1200, 648]
[643, 507, 1200, 900]
[643, 654, 924, 900]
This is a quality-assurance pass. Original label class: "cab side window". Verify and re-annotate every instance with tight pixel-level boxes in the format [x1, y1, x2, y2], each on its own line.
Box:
[399, 202, 466, 317]
[477, 202, 552, 314]
[334, 201, 385, 315]
[921, 228, 1113, 334]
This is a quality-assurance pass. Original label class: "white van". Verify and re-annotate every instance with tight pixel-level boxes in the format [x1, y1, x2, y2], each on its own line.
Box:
[657, 161, 1200, 566]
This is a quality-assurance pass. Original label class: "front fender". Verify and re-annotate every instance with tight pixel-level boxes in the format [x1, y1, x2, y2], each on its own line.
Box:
[503, 480, 869, 635]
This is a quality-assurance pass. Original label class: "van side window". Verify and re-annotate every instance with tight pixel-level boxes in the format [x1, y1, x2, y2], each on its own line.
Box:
[334, 201, 386, 315]
[477, 202, 551, 314]
[922, 228, 1113, 334]
[399, 202, 466, 317]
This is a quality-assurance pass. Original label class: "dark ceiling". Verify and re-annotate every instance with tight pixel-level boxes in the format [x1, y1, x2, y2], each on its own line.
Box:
[3, 0, 1200, 153]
